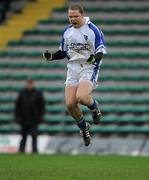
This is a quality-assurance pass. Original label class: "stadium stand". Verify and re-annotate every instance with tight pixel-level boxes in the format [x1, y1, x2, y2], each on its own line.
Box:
[0, 0, 65, 50]
[0, 0, 149, 137]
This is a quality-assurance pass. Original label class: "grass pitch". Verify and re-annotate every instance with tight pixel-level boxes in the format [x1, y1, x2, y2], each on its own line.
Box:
[0, 154, 149, 180]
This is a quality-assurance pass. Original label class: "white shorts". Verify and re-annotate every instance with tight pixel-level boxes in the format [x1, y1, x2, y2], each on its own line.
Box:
[65, 61, 101, 87]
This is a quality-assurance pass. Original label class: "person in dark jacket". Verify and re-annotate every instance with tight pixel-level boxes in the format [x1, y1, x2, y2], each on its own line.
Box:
[0, 0, 11, 24]
[15, 79, 45, 153]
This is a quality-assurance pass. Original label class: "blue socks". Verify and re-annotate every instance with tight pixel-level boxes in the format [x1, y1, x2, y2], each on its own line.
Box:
[77, 117, 86, 131]
[88, 99, 97, 110]
[77, 99, 98, 130]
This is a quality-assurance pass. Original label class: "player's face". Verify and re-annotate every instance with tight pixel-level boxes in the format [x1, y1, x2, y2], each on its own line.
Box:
[68, 9, 85, 28]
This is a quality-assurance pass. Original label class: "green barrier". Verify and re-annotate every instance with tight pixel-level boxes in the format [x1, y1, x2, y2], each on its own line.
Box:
[0, 124, 149, 134]
[7, 40, 149, 47]
[1, 73, 149, 81]
[38, 124, 63, 133]
[39, 19, 149, 25]
[0, 104, 148, 113]
[54, 7, 149, 13]
[0, 124, 21, 133]
[23, 29, 149, 36]
[102, 114, 149, 123]
[91, 125, 118, 133]
[1, 95, 149, 104]
[0, 114, 14, 122]
[0, 51, 149, 59]
[0, 85, 149, 92]
[1, 62, 149, 70]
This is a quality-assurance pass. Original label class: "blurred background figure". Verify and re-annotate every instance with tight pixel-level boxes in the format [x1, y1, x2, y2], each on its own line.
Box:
[0, 0, 32, 25]
[0, 0, 11, 24]
[14, 78, 45, 153]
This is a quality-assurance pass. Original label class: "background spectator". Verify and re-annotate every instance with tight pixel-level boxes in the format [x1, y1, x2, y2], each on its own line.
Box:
[15, 78, 45, 153]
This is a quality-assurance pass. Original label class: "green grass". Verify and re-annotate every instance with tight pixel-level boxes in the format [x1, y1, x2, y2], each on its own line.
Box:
[0, 154, 149, 180]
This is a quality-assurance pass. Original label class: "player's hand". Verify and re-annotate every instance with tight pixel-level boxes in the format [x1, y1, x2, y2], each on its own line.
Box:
[86, 54, 96, 64]
[43, 50, 52, 61]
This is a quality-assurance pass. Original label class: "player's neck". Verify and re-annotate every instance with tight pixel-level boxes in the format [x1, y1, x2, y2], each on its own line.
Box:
[78, 19, 85, 28]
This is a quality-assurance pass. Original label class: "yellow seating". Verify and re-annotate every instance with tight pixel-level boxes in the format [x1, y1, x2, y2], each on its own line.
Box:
[0, 0, 65, 50]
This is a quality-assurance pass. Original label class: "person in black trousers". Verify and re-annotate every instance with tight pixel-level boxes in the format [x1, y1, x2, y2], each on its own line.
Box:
[15, 79, 45, 153]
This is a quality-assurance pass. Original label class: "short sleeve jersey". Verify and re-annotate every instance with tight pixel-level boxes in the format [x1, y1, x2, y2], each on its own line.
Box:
[59, 17, 107, 62]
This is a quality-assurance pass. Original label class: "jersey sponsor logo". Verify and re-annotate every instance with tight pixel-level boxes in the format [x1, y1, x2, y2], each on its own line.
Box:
[69, 43, 91, 52]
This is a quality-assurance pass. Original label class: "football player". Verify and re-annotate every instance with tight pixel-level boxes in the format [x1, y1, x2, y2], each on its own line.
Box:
[43, 4, 107, 146]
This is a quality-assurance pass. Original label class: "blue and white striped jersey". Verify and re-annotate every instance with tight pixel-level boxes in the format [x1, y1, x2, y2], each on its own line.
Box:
[59, 17, 107, 62]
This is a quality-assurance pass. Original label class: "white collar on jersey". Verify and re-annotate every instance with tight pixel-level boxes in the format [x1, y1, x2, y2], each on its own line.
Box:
[84, 17, 90, 24]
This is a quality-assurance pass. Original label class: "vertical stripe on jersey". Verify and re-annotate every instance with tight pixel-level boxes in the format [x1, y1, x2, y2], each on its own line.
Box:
[88, 23, 105, 52]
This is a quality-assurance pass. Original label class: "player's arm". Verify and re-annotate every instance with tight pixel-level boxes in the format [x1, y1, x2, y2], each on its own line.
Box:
[43, 50, 66, 61]
[43, 25, 69, 61]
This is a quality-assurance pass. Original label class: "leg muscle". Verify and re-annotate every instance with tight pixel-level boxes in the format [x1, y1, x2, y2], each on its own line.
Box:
[65, 85, 82, 120]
